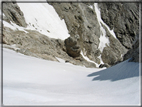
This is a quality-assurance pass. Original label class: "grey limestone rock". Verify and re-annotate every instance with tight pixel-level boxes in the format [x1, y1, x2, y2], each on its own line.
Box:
[98, 3, 139, 49]
[64, 37, 81, 57]
[50, 2, 132, 66]
[3, 26, 96, 68]
[3, 2, 27, 27]
[123, 36, 140, 62]
[2, 2, 140, 68]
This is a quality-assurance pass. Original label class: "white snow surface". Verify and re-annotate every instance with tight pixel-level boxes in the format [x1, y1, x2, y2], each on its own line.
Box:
[16, 3, 70, 40]
[3, 21, 28, 33]
[94, 3, 110, 53]
[94, 3, 117, 39]
[88, 5, 93, 10]
[3, 21, 17, 31]
[3, 48, 140, 105]
[3, 3, 70, 40]
[98, 54, 104, 64]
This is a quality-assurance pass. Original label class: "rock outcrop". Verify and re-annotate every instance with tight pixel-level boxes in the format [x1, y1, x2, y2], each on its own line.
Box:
[98, 3, 139, 49]
[3, 26, 97, 68]
[3, 2, 27, 27]
[123, 35, 140, 62]
[98, 3, 140, 63]
[64, 36, 81, 57]
[2, 2, 140, 68]
[50, 2, 129, 66]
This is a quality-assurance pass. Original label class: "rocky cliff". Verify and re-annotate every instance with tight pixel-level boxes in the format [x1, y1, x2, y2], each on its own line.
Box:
[2, 1, 140, 68]
[98, 3, 140, 63]
[50, 2, 139, 65]
[98, 3, 139, 49]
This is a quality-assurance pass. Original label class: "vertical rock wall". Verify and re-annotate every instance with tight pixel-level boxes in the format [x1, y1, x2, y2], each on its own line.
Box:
[2, 2, 140, 68]
[98, 3, 139, 49]
[50, 2, 130, 66]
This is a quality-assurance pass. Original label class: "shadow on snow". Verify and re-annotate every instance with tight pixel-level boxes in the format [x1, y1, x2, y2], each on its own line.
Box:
[88, 59, 140, 81]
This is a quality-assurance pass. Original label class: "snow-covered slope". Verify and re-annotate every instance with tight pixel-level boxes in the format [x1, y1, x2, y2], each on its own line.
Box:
[3, 2, 70, 40]
[3, 48, 140, 105]
[17, 3, 70, 40]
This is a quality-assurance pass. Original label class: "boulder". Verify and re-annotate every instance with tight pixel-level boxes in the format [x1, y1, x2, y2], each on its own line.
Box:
[64, 37, 81, 57]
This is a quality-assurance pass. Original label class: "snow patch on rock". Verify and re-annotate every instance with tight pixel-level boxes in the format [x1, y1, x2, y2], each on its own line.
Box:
[81, 50, 100, 67]
[94, 3, 110, 53]
[98, 55, 104, 64]
[94, 3, 117, 39]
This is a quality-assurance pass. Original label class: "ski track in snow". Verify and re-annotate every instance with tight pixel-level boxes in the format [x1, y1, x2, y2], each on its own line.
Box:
[3, 48, 140, 105]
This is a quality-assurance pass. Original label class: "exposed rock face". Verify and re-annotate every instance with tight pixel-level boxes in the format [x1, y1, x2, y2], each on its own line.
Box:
[3, 2, 27, 27]
[3, 26, 97, 68]
[2, 2, 140, 68]
[64, 37, 81, 57]
[2, 2, 98, 68]
[3, 27, 60, 61]
[98, 3, 140, 63]
[50, 3, 128, 66]
[50, 3, 101, 64]
[98, 3, 139, 49]
[101, 24, 128, 65]
[124, 36, 140, 62]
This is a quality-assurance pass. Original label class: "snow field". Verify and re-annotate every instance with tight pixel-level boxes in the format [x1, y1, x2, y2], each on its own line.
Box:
[3, 2, 70, 40]
[17, 3, 70, 40]
[3, 48, 140, 105]
[2, 2, 141, 105]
